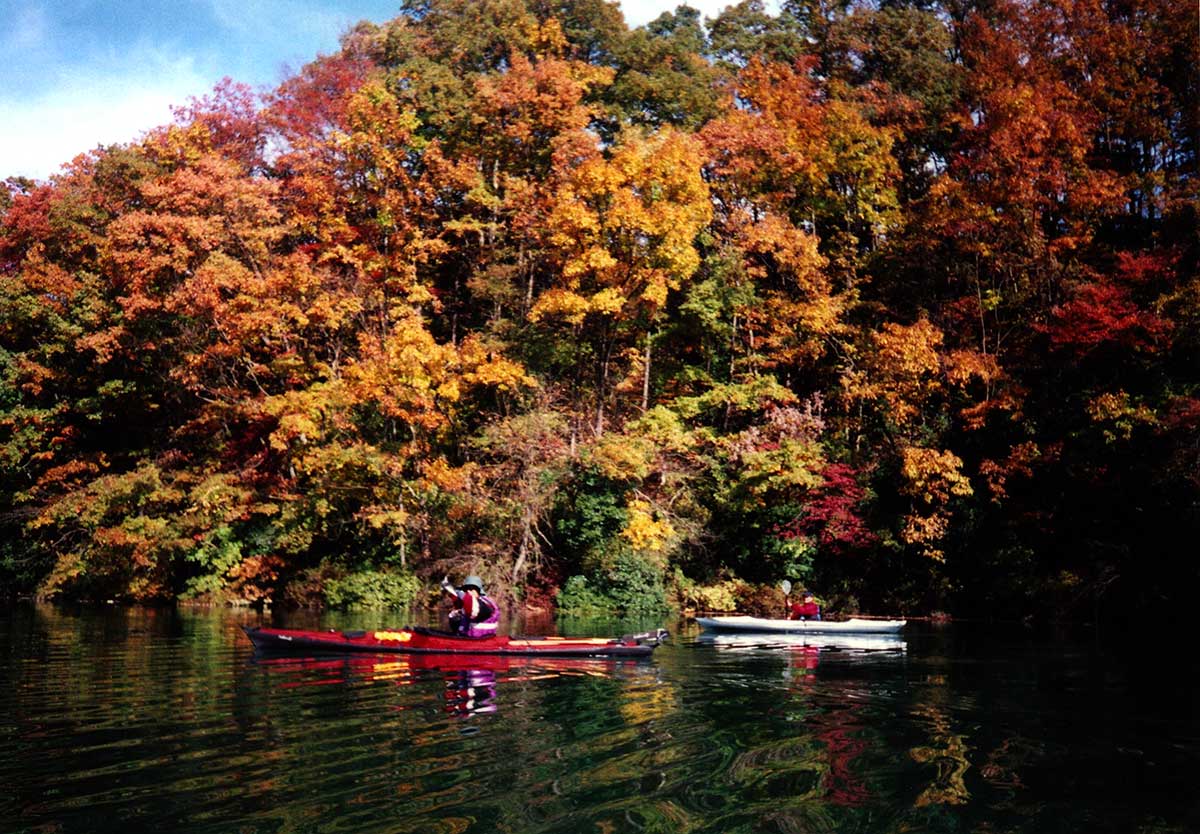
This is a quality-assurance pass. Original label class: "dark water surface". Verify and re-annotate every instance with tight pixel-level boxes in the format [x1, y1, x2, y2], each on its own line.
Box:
[2, 604, 1197, 834]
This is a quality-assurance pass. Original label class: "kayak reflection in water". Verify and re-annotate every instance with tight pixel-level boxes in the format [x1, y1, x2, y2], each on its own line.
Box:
[444, 669, 498, 717]
[440, 574, 501, 637]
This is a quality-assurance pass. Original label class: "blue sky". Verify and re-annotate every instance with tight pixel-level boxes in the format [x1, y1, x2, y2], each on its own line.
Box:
[1, 1, 746, 181]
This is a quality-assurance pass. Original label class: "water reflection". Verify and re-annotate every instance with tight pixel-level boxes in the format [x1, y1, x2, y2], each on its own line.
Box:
[3, 604, 1198, 834]
[679, 636, 902, 823]
[694, 630, 908, 654]
[249, 652, 638, 719]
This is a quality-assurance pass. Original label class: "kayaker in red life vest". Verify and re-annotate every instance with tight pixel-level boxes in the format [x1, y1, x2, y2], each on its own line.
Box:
[789, 591, 822, 621]
[440, 575, 501, 638]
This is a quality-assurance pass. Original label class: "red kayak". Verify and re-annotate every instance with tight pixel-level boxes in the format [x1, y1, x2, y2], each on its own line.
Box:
[243, 625, 668, 658]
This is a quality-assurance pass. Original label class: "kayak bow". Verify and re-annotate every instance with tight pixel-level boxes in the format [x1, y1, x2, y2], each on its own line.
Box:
[243, 625, 668, 658]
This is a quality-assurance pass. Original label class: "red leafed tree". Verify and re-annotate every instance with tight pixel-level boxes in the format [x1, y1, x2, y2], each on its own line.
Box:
[1045, 279, 1172, 358]
[779, 463, 878, 555]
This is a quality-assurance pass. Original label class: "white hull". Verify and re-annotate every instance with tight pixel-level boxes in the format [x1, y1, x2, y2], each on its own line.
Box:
[695, 615, 906, 634]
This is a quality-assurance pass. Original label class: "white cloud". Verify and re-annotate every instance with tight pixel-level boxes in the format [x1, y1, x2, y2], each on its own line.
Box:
[0, 46, 211, 180]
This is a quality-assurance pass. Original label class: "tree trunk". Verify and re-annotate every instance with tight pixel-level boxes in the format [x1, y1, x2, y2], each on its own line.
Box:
[642, 334, 652, 412]
[512, 507, 533, 586]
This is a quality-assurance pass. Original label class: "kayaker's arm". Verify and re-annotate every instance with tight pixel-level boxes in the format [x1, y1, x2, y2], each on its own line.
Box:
[441, 577, 465, 626]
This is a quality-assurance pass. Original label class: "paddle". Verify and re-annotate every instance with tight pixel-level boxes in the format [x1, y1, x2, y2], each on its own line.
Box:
[780, 579, 792, 618]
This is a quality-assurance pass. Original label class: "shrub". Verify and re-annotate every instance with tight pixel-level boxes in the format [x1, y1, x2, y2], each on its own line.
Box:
[181, 525, 245, 599]
[734, 583, 790, 618]
[603, 548, 667, 614]
[323, 569, 421, 610]
[556, 548, 667, 615]
[678, 578, 741, 613]
[555, 575, 612, 614]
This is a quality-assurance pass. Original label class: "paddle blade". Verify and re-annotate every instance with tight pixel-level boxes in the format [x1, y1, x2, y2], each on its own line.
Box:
[780, 579, 792, 595]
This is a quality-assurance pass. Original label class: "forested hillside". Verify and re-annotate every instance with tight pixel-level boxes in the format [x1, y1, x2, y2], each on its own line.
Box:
[1, 0, 1195, 621]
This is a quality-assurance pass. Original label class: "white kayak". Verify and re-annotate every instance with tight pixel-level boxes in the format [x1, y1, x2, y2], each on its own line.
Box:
[695, 615, 906, 634]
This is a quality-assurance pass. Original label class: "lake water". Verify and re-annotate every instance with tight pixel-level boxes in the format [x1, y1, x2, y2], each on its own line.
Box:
[2, 604, 1197, 834]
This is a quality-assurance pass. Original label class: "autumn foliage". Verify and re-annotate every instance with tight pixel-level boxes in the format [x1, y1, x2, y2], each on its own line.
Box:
[1, 0, 1196, 623]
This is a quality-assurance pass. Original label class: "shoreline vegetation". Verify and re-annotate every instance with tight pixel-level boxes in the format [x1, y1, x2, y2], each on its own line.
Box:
[1, 0, 1195, 626]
